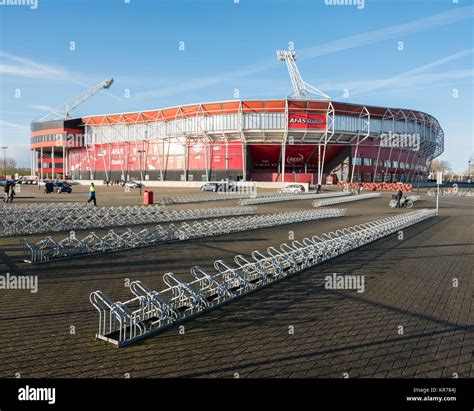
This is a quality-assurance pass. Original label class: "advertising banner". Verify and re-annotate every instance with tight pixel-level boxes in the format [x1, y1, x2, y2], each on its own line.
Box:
[288, 113, 326, 129]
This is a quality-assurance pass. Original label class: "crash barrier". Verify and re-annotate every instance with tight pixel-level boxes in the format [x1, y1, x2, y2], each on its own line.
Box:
[1, 206, 256, 237]
[89, 209, 437, 347]
[338, 182, 413, 192]
[22, 209, 345, 264]
[239, 191, 351, 206]
[427, 188, 473, 197]
[312, 193, 381, 207]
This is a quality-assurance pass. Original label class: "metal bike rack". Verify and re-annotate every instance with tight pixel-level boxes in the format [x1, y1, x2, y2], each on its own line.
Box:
[23, 209, 346, 264]
[89, 209, 437, 347]
[160, 193, 251, 205]
[312, 193, 381, 207]
[0, 205, 257, 237]
[239, 191, 351, 206]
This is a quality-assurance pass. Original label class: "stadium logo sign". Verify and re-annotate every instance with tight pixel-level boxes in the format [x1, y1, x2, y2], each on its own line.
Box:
[287, 154, 304, 164]
[380, 131, 420, 151]
[0, 0, 38, 9]
[324, 273, 365, 293]
[112, 148, 124, 155]
[288, 113, 326, 129]
[324, 0, 364, 10]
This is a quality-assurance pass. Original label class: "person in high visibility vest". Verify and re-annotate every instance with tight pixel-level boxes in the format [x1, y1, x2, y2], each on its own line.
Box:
[87, 182, 97, 206]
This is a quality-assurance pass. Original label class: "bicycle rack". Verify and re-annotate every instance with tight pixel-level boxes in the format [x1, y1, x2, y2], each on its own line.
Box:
[312, 193, 381, 207]
[0, 205, 257, 237]
[22, 209, 346, 264]
[239, 191, 351, 206]
[89, 209, 438, 347]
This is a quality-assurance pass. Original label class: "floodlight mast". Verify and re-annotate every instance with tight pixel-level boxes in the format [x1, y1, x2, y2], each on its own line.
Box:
[37, 78, 114, 121]
[276, 50, 330, 101]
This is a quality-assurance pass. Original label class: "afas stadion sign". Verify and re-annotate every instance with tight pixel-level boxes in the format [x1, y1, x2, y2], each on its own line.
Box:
[288, 113, 326, 129]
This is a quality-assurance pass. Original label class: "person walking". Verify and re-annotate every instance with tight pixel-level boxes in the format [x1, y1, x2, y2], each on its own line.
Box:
[3, 182, 10, 203]
[395, 189, 403, 208]
[8, 183, 15, 203]
[87, 182, 97, 207]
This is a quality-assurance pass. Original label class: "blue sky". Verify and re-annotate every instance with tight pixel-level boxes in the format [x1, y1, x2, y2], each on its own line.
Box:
[0, 0, 472, 171]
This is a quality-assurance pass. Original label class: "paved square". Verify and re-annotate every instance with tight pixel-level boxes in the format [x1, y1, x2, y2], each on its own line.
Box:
[0, 186, 472, 378]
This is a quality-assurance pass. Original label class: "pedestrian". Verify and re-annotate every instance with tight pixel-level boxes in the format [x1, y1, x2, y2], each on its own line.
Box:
[3, 182, 10, 203]
[87, 182, 97, 206]
[8, 183, 15, 203]
[396, 189, 403, 208]
[316, 184, 322, 194]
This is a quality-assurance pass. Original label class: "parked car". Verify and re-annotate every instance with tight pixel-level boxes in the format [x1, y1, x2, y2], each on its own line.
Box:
[125, 181, 143, 189]
[0, 179, 13, 187]
[278, 184, 306, 194]
[200, 183, 220, 192]
[54, 182, 72, 193]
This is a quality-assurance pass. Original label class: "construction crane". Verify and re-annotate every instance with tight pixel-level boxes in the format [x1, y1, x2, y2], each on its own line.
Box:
[37, 78, 114, 122]
[276, 50, 330, 101]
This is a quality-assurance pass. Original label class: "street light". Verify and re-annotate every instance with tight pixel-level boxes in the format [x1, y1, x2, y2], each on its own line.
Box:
[1, 146, 7, 179]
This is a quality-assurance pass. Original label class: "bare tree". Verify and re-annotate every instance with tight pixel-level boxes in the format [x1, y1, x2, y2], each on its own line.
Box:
[0, 157, 19, 176]
[430, 159, 452, 174]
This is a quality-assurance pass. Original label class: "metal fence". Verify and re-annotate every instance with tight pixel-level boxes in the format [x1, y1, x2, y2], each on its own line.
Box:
[312, 193, 381, 207]
[1, 206, 256, 237]
[22, 209, 345, 264]
[240, 191, 351, 206]
[89, 208, 438, 347]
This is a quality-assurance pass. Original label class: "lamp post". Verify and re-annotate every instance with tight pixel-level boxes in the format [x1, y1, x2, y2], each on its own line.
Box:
[1, 146, 7, 179]
[469, 160, 471, 183]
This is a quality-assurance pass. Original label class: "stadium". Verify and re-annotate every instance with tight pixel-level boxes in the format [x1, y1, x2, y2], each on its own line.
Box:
[29, 51, 444, 186]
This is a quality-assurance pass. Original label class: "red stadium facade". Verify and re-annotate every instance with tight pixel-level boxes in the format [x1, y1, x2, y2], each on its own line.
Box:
[30, 99, 444, 185]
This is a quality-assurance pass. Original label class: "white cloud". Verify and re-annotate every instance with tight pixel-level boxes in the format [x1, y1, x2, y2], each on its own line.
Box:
[134, 5, 474, 100]
[298, 6, 474, 60]
[320, 68, 474, 96]
[0, 119, 28, 129]
[0, 50, 68, 80]
[31, 105, 53, 112]
[343, 49, 474, 98]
